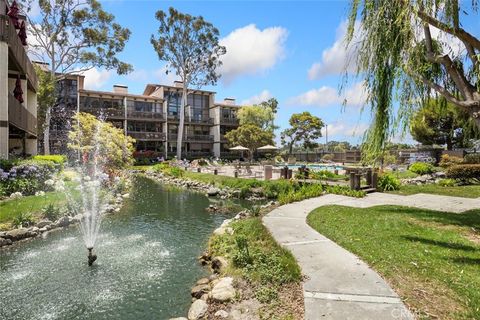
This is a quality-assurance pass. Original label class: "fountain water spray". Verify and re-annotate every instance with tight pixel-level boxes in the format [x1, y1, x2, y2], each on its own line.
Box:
[66, 113, 120, 266]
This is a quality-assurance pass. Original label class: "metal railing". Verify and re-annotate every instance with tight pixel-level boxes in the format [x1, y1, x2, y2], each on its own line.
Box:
[80, 107, 125, 119]
[220, 117, 239, 125]
[168, 134, 214, 142]
[8, 94, 37, 136]
[166, 116, 214, 125]
[127, 131, 165, 141]
[0, 15, 38, 90]
[127, 110, 164, 120]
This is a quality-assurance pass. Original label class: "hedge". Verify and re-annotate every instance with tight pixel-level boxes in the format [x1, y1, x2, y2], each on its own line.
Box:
[446, 164, 480, 181]
[464, 153, 480, 164]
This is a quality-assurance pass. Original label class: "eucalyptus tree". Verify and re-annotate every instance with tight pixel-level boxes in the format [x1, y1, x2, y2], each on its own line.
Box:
[21, 0, 132, 155]
[151, 7, 226, 159]
[345, 1, 480, 160]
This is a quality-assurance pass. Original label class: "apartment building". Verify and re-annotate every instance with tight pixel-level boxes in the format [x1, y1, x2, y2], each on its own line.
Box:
[46, 78, 241, 159]
[0, 0, 38, 159]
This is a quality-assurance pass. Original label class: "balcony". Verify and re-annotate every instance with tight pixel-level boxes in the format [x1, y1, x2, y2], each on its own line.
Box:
[0, 15, 38, 90]
[80, 107, 125, 119]
[127, 110, 164, 121]
[166, 115, 214, 125]
[168, 134, 214, 142]
[8, 94, 36, 136]
[220, 117, 239, 125]
[127, 131, 166, 141]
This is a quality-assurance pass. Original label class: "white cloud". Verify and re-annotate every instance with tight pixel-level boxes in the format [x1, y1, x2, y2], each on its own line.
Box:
[219, 24, 288, 84]
[321, 122, 369, 138]
[308, 20, 361, 80]
[81, 68, 112, 90]
[153, 65, 180, 85]
[288, 81, 367, 107]
[241, 90, 272, 105]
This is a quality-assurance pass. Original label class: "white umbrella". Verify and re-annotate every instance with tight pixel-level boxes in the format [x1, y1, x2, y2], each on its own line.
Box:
[257, 145, 278, 151]
[229, 145, 249, 151]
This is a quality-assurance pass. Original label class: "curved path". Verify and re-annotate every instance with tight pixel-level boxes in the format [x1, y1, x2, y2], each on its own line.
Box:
[263, 193, 480, 320]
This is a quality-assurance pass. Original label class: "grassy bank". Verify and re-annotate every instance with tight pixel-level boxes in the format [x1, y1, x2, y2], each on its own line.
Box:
[307, 205, 480, 319]
[208, 217, 303, 319]
[390, 184, 480, 198]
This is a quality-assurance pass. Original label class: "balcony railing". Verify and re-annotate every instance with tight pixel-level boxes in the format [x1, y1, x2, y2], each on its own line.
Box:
[220, 117, 239, 125]
[127, 131, 165, 141]
[127, 110, 164, 120]
[166, 116, 213, 125]
[168, 134, 214, 142]
[80, 107, 125, 119]
[8, 94, 37, 136]
[0, 15, 38, 90]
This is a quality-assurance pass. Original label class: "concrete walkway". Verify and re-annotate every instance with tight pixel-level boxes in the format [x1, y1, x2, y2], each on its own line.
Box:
[263, 193, 480, 320]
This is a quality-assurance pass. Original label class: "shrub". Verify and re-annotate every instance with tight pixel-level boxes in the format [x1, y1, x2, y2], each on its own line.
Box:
[378, 174, 400, 191]
[322, 154, 334, 161]
[438, 178, 456, 187]
[0, 160, 58, 196]
[446, 164, 480, 182]
[42, 203, 63, 221]
[310, 170, 336, 180]
[12, 211, 34, 228]
[32, 155, 66, 166]
[0, 159, 19, 171]
[439, 154, 464, 168]
[409, 162, 434, 175]
[324, 185, 366, 197]
[255, 285, 279, 303]
[464, 153, 480, 164]
[383, 153, 397, 166]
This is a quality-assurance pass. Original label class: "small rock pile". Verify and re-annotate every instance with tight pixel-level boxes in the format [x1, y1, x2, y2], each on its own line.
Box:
[0, 192, 129, 248]
[401, 172, 447, 185]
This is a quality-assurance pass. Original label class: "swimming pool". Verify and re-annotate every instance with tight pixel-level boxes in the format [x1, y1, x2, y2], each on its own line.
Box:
[277, 164, 344, 171]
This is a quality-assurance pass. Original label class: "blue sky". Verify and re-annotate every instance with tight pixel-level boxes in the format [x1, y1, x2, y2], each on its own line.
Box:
[77, 0, 372, 145]
[26, 1, 480, 145]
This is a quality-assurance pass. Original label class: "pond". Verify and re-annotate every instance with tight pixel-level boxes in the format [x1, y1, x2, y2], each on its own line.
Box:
[0, 176, 241, 320]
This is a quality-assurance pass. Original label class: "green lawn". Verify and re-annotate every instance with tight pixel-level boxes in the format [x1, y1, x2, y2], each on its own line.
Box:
[389, 184, 480, 198]
[307, 205, 480, 319]
[0, 181, 78, 230]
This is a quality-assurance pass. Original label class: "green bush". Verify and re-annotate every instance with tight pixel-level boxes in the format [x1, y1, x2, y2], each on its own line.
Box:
[152, 163, 184, 178]
[322, 154, 334, 161]
[42, 203, 62, 221]
[324, 185, 366, 197]
[446, 164, 480, 182]
[0, 159, 19, 171]
[12, 211, 34, 228]
[32, 155, 66, 165]
[409, 162, 434, 175]
[310, 170, 336, 180]
[464, 153, 480, 164]
[438, 178, 456, 187]
[439, 154, 464, 168]
[378, 174, 401, 191]
[255, 285, 278, 303]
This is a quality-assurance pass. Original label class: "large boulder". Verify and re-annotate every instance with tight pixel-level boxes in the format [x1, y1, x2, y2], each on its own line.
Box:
[55, 216, 70, 228]
[210, 277, 235, 302]
[36, 220, 52, 228]
[191, 284, 209, 298]
[211, 256, 229, 274]
[0, 237, 12, 247]
[5, 228, 31, 241]
[187, 299, 208, 320]
[207, 188, 220, 197]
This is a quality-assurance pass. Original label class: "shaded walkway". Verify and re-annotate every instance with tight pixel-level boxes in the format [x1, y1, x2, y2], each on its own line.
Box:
[263, 193, 480, 320]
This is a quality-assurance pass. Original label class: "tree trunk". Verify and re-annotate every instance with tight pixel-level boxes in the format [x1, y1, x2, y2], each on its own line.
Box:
[43, 106, 51, 155]
[176, 85, 187, 160]
[289, 143, 293, 155]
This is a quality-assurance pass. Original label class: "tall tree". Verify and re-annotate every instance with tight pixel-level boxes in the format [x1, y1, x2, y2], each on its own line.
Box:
[225, 124, 274, 160]
[21, 0, 132, 155]
[151, 7, 226, 159]
[345, 1, 480, 160]
[280, 112, 324, 155]
[237, 105, 275, 132]
[410, 98, 479, 149]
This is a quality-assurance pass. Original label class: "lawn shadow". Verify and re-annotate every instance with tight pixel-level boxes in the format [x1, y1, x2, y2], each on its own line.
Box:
[402, 235, 478, 252]
[447, 257, 480, 265]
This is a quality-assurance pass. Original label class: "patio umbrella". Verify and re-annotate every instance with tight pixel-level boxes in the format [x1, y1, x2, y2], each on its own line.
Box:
[229, 145, 249, 151]
[13, 76, 23, 103]
[229, 145, 249, 160]
[18, 20, 27, 46]
[257, 145, 278, 151]
[7, 0, 20, 29]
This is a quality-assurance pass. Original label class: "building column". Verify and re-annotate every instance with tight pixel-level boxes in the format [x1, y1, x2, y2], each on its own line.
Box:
[0, 42, 9, 159]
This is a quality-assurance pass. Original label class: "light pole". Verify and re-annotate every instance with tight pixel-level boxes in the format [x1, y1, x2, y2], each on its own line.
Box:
[325, 124, 328, 152]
